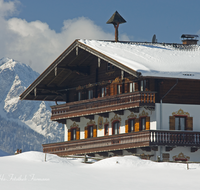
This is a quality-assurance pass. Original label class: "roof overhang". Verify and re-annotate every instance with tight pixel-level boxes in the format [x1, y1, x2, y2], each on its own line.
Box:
[20, 39, 139, 101]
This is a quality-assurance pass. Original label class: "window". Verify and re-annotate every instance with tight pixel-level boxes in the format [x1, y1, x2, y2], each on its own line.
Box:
[117, 85, 121, 94]
[102, 87, 107, 97]
[71, 128, 76, 140]
[107, 63, 114, 70]
[107, 63, 110, 70]
[112, 121, 120, 135]
[104, 124, 109, 136]
[140, 117, 146, 131]
[112, 64, 115, 70]
[140, 80, 146, 91]
[175, 116, 186, 130]
[88, 90, 93, 99]
[78, 92, 81, 101]
[169, 115, 193, 131]
[129, 82, 135, 93]
[88, 126, 93, 138]
[68, 127, 80, 141]
[128, 119, 135, 132]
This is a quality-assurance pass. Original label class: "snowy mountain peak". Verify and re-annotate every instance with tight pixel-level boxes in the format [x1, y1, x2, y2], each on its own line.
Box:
[0, 58, 63, 154]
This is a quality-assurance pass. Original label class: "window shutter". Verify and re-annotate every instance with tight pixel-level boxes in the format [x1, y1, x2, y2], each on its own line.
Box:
[186, 117, 193, 131]
[76, 128, 80, 140]
[115, 84, 118, 95]
[106, 86, 109, 96]
[145, 80, 149, 91]
[169, 116, 175, 130]
[135, 82, 138, 91]
[68, 129, 71, 141]
[93, 125, 97, 137]
[146, 116, 150, 130]
[125, 120, 128, 133]
[120, 84, 123, 94]
[124, 83, 128, 93]
[84, 127, 88, 139]
[135, 118, 139, 132]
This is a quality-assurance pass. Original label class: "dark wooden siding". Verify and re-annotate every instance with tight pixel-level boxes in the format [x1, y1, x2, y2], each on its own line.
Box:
[156, 79, 200, 104]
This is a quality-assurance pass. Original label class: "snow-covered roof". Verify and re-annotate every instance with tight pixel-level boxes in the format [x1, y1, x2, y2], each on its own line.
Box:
[79, 39, 200, 79]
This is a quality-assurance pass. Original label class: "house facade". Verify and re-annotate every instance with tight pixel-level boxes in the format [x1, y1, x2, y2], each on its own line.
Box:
[20, 39, 200, 162]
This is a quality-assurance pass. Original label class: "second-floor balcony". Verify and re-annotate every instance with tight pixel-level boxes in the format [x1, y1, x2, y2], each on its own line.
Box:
[43, 130, 200, 156]
[51, 91, 156, 121]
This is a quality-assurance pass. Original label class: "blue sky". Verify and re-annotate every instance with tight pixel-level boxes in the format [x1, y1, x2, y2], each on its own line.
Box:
[1, 0, 200, 72]
[16, 0, 200, 43]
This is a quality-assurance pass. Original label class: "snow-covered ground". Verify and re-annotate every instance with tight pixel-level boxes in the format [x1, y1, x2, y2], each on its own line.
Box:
[0, 151, 200, 190]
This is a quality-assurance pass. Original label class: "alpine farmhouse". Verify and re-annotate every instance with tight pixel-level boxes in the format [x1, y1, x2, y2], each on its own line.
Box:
[20, 7, 200, 163]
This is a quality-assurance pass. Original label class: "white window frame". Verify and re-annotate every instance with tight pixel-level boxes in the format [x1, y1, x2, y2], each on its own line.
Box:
[88, 90, 93, 99]
[130, 82, 135, 93]
[117, 85, 121, 94]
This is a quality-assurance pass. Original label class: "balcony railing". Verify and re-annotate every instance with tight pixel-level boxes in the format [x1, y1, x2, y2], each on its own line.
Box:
[51, 91, 156, 120]
[150, 130, 200, 146]
[42, 130, 200, 156]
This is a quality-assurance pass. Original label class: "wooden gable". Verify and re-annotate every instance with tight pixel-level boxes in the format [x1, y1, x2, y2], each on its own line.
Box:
[20, 40, 139, 102]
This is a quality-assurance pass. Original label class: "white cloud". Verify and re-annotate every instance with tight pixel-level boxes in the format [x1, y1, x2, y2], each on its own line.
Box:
[0, 0, 129, 73]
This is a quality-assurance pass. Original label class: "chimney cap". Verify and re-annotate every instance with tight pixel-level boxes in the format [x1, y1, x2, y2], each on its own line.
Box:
[106, 11, 126, 25]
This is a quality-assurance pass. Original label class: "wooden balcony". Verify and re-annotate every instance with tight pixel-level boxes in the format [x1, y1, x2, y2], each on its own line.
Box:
[51, 91, 156, 121]
[42, 130, 200, 156]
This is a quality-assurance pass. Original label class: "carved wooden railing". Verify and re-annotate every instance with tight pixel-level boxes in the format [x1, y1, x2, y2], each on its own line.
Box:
[43, 130, 200, 156]
[43, 130, 151, 156]
[51, 91, 156, 119]
[150, 130, 200, 146]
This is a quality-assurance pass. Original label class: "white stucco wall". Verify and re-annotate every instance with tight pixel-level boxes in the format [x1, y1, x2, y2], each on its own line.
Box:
[65, 103, 200, 140]
[66, 108, 156, 139]
[156, 103, 200, 131]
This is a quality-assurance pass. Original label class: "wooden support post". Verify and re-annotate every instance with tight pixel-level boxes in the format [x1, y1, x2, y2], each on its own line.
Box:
[34, 88, 37, 96]
[98, 58, 101, 67]
[55, 67, 57, 76]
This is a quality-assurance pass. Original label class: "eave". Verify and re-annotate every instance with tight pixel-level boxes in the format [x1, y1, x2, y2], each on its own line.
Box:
[20, 39, 139, 101]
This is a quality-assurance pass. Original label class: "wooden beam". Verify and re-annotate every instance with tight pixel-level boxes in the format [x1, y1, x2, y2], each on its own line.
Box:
[84, 115, 94, 120]
[70, 117, 80, 122]
[98, 113, 109, 118]
[57, 66, 90, 76]
[57, 71, 72, 86]
[126, 148, 137, 154]
[141, 147, 151, 152]
[112, 150, 123, 156]
[78, 54, 91, 66]
[77, 42, 139, 78]
[98, 58, 101, 67]
[34, 88, 37, 96]
[128, 107, 139, 113]
[165, 146, 174, 152]
[47, 69, 64, 86]
[67, 48, 85, 66]
[113, 110, 124, 115]
[55, 67, 57, 76]
[151, 146, 158, 151]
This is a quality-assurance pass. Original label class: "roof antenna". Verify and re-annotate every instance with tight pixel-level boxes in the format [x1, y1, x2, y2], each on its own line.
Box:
[106, 11, 126, 42]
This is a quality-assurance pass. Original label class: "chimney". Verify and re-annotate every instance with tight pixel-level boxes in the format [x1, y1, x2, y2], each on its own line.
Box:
[106, 11, 126, 42]
[181, 34, 199, 45]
